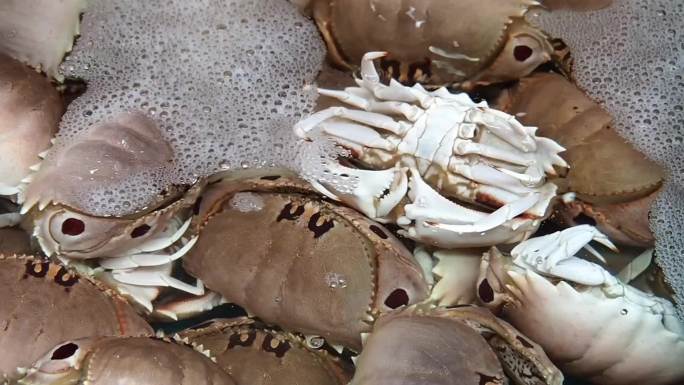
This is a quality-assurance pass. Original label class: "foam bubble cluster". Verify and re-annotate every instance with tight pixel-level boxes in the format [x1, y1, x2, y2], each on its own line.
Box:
[533, 0, 684, 317]
[51, 0, 325, 215]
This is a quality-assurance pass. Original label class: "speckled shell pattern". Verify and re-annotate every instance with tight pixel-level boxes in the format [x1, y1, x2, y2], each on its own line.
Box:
[183, 173, 429, 351]
[309, 0, 552, 87]
[0, 254, 152, 380]
[180, 318, 353, 385]
[496, 72, 664, 246]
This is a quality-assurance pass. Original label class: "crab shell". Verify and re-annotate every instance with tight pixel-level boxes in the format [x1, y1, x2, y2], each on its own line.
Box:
[180, 318, 353, 385]
[496, 72, 664, 246]
[0, 254, 152, 380]
[0, 53, 62, 198]
[476, 247, 684, 385]
[303, 0, 556, 88]
[26, 183, 201, 261]
[0, 0, 86, 80]
[22, 111, 174, 215]
[182, 170, 429, 351]
[351, 304, 563, 385]
[15, 336, 237, 385]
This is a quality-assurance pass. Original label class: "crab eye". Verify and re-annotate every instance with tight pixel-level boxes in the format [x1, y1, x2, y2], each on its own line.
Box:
[61, 218, 85, 236]
[130, 224, 151, 238]
[384, 288, 409, 309]
[51, 343, 79, 360]
[513, 45, 533, 61]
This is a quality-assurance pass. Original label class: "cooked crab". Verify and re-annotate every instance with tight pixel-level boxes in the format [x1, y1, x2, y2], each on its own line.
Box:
[20, 111, 221, 319]
[0, 53, 62, 227]
[351, 304, 563, 385]
[181, 169, 429, 351]
[477, 225, 684, 385]
[0, 0, 86, 80]
[496, 72, 664, 247]
[0, 254, 151, 381]
[297, 0, 559, 89]
[14, 336, 236, 385]
[295, 52, 567, 248]
[180, 318, 353, 385]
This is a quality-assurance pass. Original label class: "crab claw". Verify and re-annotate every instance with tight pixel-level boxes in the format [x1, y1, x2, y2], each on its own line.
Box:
[311, 162, 407, 220]
[511, 225, 619, 286]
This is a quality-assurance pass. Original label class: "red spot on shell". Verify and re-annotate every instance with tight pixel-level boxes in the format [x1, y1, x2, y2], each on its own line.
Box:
[131, 224, 151, 238]
[478, 279, 495, 303]
[51, 343, 78, 360]
[384, 288, 409, 309]
[61, 218, 85, 236]
[514, 45, 533, 61]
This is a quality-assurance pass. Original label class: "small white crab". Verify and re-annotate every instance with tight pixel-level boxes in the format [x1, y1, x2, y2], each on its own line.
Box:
[477, 225, 684, 385]
[294, 52, 567, 248]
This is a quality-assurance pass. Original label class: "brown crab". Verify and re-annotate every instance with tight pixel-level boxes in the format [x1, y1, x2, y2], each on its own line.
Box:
[496, 72, 664, 247]
[14, 336, 236, 385]
[180, 317, 353, 385]
[182, 169, 429, 351]
[18, 111, 220, 319]
[297, 0, 559, 89]
[0, 53, 62, 213]
[351, 304, 563, 385]
[0, 254, 152, 381]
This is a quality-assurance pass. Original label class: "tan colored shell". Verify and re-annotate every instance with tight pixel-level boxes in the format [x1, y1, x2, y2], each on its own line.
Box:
[496, 72, 664, 246]
[183, 171, 429, 350]
[0, 53, 62, 195]
[305, 0, 555, 88]
[25, 182, 202, 260]
[16, 336, 236, 385]
[22, 111, 173, 215]
[352, 305, 562, 385]
[180, 318, 353, 385]
[0, 254, 151, 380]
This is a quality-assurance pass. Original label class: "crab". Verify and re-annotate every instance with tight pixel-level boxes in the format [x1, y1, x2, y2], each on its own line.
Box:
[476, 225, 684, 385]
[0, 254, 152, 381]
[179, 317, 353, 385]
[294, 52, 567, 249]
[20, 111, 222, 320]
[180, 169, 429, 351]
[496, 72, 664, 247]
[14, 336, 237, 385]
[0, 0, 86, 80]
[0, 53, 62, 227]
[351, 304, 563, 385]
[296, 0, 560, 89]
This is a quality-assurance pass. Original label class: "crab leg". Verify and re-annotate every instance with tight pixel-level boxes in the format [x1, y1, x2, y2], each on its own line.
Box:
[357, 51, 432, 106]
[99, 236, 198, 270]
[465, 108, 537, 152]
[117, 217, 192, 256]
[318, 87, 424, 122]
[112, 263, 205, 296]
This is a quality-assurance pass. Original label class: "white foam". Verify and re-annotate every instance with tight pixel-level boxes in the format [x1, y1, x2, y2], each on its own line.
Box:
[532, 0, 684, 318]
[50, 0, 325, 214]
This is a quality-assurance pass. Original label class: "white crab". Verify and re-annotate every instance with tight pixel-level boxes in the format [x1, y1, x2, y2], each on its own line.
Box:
[294, 51, 567, 248]
[477, 225, 684, 385]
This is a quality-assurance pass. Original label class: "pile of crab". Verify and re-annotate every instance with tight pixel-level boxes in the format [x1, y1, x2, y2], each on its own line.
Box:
[1, 1, 682, 385]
